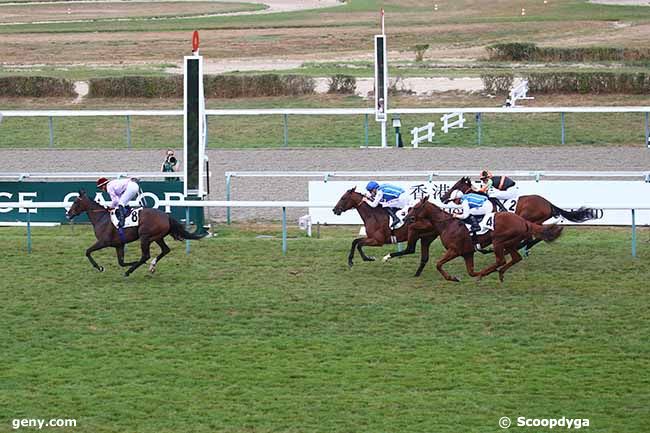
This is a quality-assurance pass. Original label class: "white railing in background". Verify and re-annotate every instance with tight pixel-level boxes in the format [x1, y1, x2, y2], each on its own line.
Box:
[2, 106, 649, 148]
[440, 112, 466, 133]
[1, 200, 648, 258]
[410, 122, 435, 147]
[0, 172, 184, 181]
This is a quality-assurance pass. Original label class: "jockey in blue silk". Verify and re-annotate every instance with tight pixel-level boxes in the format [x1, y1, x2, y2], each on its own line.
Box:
[448, 189, 493, 250]
[364, 181, 411, 229]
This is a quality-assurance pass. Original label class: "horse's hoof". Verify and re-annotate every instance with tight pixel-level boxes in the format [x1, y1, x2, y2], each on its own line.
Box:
[365, 256, 376, 262]
[348, 261, 354, 269]
[382, 254, 391, 262]
[97, 266, 104, 273]
[451, 276, 460, 282]
[149, 265, 156, 274]
[124, 272, 130, 278]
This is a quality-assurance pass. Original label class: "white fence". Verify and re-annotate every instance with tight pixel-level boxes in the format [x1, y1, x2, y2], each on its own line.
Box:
[440, 112, 466, 133]
[410, 122, 435, 147]
[1, 199, 648, 257]
[2, 106, 650, 148]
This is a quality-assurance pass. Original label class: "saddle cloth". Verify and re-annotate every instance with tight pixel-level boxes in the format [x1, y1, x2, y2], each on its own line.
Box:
[464, 212, 495, 236]
[109, 208, 142, 228]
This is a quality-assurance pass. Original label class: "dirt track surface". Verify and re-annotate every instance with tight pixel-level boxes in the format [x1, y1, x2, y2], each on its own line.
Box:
[3, 146, 649, 222]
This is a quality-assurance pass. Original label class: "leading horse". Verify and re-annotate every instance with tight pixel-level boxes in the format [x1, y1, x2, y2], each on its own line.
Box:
[66, 190, 207, 276]
[387, 197, 563, 282]
[332, 187, 437, 268]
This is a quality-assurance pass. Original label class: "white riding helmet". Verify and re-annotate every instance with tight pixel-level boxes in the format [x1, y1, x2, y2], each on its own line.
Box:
[450, 190, 464, 200]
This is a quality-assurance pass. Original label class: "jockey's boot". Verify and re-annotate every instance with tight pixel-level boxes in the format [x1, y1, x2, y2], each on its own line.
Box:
[117, 205, 127, 229]
[386, 207, 401, 229]
[466, 215, 482, 250]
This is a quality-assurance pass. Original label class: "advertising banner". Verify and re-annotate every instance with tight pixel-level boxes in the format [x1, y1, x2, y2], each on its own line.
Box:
[309, 180, 650, 226]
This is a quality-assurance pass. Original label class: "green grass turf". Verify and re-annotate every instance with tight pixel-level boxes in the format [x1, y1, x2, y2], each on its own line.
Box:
[1, 224, 648, 432]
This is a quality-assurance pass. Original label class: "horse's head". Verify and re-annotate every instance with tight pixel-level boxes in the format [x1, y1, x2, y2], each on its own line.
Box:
[405, 196, 431, 225]
[440, 176, 473, 203]
[332, 187, 363, 215]
[65, 189, 91, 220]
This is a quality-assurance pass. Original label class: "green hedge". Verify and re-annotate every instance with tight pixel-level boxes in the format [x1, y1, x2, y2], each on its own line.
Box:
[88, 74, 315, 98]
[526, 72, 650, 94]
[0, 76, 75, 97]
[480, 72, 650, 94]
[88, 76, 183, 98]
[486, 42, 650, 62]
[327, 74, 356, 94]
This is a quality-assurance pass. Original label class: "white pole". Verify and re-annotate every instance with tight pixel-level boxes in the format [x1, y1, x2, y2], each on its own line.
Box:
[381, 120, 387, 148]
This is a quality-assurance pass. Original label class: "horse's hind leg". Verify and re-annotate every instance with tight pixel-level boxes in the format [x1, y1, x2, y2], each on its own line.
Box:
[86, 240, 109, 272]
[414, 236, 434, 277]
[124, 237, 152, 277]
[498, 248, 522, 282]
[149, 239, 171, 274]
[115, 244, 137, 267]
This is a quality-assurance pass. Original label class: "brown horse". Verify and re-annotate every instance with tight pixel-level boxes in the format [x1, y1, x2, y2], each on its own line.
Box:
[387, 197, 563, 282]
[66, 190, 207, 276]
[441, 176, 599, 224]
[332, 187, 437, 268]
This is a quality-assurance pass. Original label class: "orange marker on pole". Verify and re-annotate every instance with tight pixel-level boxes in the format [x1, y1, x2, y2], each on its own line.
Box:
[192, 30, 200, 54]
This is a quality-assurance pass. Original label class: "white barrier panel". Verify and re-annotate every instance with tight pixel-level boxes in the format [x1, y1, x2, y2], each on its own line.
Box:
[309, 180, 650, 225]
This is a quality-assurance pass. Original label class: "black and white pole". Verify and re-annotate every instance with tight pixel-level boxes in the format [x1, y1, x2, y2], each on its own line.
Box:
[184, 30, 207, 198]
[374, 12, 388, 148]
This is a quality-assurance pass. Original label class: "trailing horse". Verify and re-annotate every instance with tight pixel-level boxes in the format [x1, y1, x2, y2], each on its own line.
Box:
[66, 190, 207, 276]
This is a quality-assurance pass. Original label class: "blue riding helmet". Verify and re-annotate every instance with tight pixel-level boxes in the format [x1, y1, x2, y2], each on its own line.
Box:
[366, 181, 380, 191]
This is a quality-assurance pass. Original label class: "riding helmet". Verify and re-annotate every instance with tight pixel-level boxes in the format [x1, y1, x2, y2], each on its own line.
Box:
[96, 177, 110, 188]
[450, 190, 464, 200]
[480, 170, 492, 180]
[366, 181, 380, 191]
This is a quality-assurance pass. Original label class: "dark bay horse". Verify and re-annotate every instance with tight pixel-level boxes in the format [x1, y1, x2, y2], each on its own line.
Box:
[66, 190, 206, 276]
[441, 176, 599, 224]
[387, 198, 563, 282]
[332, 187, 437, 268]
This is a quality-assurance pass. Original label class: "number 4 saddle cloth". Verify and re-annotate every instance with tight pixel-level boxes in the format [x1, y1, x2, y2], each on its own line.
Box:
[109, 208, 142, 228]
[464, 212, 496, 236]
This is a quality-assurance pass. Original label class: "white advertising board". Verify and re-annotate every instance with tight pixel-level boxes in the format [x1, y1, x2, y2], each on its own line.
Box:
[309, 180, 650, 226]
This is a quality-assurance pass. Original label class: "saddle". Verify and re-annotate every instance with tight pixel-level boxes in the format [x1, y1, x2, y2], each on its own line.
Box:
[109, 207, 142, 229]
[463, 212, 495, 236]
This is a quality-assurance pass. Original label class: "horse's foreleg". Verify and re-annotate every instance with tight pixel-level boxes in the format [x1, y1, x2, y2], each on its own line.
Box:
[348, 238, 362, 267]
[498, 248, 522, 282]
[436, 249, 463, 282]
[86, 240, 109, 272]
[477, 244, 507, 281]
[461, 253, 479, 277]
[124, 237, 152, 277]
[115, 244, 137, 267]
[148, 239, 171, 274]
[414, 235, 434, 277]
[358, 237, 383, 262]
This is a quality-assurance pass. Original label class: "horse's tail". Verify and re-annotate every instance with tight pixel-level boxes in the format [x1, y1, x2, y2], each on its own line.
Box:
[550, 203, 600, 223]
[168, 216, 208, 241]
[528, 222, 563, 243]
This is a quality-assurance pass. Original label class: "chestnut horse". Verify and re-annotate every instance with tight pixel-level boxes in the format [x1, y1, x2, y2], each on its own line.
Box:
[66, 190, 206, 276]
[387, 197, 563, 282]
[441, 176, 598, 252]
[332, 187, 437, 268]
